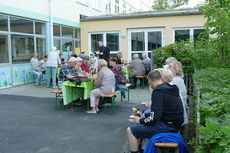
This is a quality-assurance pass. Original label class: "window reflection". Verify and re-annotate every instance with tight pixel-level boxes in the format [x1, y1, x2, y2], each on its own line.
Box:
[62, 39, 73, 52]
[62, 26, 73, 38]
[10, 17, 33, 34]
[175, 30, 190, 42]
[0, 35, 9, 63]
[36, 38, 46, 59]
[106, 33, 119, 51]
[131, 32, 145, 51]
[91, 34, 103, 52]
[0, 15, 8, 31]
[35, 22, 46, 35]
[11, 35, 34, 63]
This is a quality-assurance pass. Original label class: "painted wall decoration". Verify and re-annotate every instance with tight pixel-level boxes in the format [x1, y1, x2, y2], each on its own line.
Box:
[12, 64, 36, 86]
[0, 66, 12, 88]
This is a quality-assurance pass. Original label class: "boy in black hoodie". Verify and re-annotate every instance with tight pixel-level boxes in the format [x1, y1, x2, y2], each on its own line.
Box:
[127, 70, 184, 153]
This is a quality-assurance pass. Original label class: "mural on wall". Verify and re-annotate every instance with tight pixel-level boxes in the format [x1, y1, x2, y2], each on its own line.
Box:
[0, 67, 12, 88]
[12, 64, 36, 86]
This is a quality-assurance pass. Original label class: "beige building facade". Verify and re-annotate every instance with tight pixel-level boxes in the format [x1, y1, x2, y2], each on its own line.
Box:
[81, 9, 206, 61]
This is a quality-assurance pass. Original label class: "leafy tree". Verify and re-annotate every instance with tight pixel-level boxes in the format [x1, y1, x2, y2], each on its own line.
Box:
[152, 0, 189, 10]
[200, 0, 230, 66]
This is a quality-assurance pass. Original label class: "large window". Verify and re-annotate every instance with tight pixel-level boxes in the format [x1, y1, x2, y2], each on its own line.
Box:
[90, 32, 120, 54]
[131, 32, 145, 51]
[0, 35, 8, 63]
[174, 30, 190, 42]
[91, 34, 103, 52]
[35, 22, 46, 35]
[128, 28, 164, 61]
[148, 31, 162, 50]
[11, 35, 34, 63]
[62, 26, 73, 38]
[0, 15, 8, 31]
[53, 25, 80, 54]
[10, 17, 33, 34]
[106, 33, 119, 51]
[173, 28, 206, 43]
[7, 16, 47, 63]
[36, 38, 46, 59]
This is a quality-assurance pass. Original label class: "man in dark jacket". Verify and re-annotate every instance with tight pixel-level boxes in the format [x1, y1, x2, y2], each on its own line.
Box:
[98, 41, 110, 61]
[127, 70, 184, 153]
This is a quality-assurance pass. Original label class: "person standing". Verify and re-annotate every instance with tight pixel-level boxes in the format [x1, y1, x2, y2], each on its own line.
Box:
[98, 41, 110, 61]
[30, 52, 42, 87]
[46, 47, 61, 88]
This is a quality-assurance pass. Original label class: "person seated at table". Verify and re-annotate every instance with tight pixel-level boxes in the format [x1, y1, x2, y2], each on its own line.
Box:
[75, 57, 84, 76]
[58, 57, 77, 89]
[59, 53, 66, 65]
[81, 55, 90, 73]
[86, 59, 115, 114]
[168, 61, 188, 110]
[90, 52, 98, 70]
[109, 58, 126, 89]
[30, 51, 43, 87]
[128, 54, 146, 89]
[70, 51, 78, 58]
[116, 52, 123, 65]
[126, 70, 184, 153]
[142, 53, 151, 75]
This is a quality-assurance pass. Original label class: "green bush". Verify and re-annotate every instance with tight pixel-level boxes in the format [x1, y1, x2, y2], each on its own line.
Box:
[153, 40, 195, 73]
[193, 68, 230, 153]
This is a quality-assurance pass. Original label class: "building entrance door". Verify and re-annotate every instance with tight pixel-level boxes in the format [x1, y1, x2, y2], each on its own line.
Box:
[127, 28, 165, 61]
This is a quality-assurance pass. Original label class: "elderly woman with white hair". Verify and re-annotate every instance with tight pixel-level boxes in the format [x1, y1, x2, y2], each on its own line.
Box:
[46, 47, 61, 88]
[142, 53, 151, 75]
[86, 59, 115, 114]
[158, 68, 188, 125]
[128, 54, 146, 89]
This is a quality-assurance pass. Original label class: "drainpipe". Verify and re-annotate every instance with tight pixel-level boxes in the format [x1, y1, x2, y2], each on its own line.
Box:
[48, 0, 54, 51]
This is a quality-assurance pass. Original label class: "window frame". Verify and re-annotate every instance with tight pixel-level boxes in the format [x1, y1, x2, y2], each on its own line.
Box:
[172, 27, 206, 43]
[89, 31, 120, 54]
[53, 24, 80, 53]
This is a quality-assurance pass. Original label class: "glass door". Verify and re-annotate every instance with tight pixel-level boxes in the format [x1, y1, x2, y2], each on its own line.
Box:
[128, 28, 165, 61]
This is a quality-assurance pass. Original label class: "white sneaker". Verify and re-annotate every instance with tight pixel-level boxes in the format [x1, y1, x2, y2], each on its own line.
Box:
[96, 108, 99, 112]
[53, 86, 58, 89]
[86, 110, 97, 114]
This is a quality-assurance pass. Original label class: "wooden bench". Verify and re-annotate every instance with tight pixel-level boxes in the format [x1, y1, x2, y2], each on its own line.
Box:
[136, 75, 145, 89]
[50, 90, 63, 109]
[155, 142, 179, 153]
[142, 139, 179, 153]
[101, 90, 120, 114]
[121, 83, 132, 102]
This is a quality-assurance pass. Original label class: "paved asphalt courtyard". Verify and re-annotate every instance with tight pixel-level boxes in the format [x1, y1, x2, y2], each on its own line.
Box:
[0, 94, 139, 153]
[0, 83, 151, 153]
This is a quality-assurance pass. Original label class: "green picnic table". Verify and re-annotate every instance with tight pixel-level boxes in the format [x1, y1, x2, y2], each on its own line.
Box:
[62, 80, 94, 110]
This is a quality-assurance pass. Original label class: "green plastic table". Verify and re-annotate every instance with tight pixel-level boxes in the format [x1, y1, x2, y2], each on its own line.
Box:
[62, 80, 94, 110]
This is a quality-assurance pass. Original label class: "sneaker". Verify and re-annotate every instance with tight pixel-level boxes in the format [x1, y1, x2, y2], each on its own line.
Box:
[53, 86, 58, 89]
[86, 110, 97, 114]
[96, 108, 99, 113]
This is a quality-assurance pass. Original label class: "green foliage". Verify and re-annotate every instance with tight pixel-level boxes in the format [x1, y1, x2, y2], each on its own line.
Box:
[193, 68, 230, 153]
[200, 0, 230, 65]
[152, 0, 189, 10]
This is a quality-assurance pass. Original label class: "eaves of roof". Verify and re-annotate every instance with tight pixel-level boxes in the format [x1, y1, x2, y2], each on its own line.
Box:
[80, 9, 202, 21]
